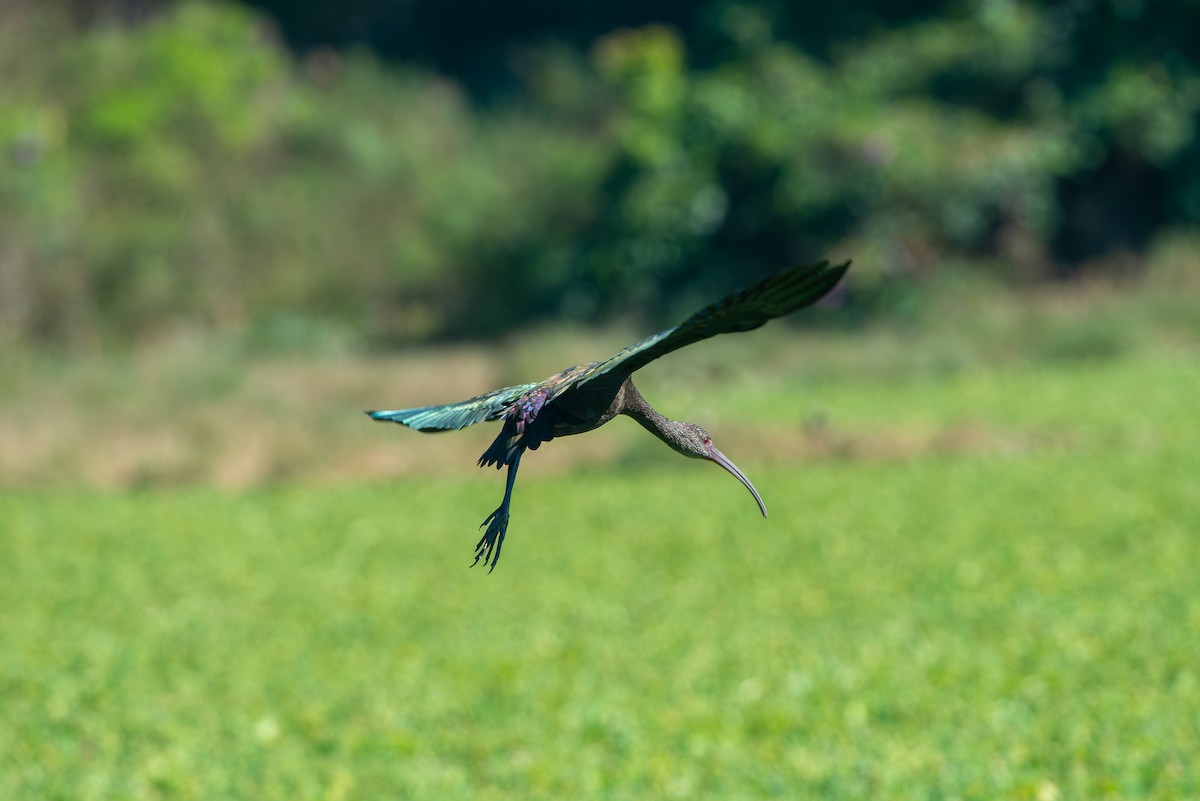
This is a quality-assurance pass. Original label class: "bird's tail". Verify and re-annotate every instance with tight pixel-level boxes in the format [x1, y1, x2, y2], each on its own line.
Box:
[478, 430, 521, 469]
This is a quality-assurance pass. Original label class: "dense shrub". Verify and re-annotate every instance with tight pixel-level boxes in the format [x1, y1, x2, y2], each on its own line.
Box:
[1, 0, 1197, 349]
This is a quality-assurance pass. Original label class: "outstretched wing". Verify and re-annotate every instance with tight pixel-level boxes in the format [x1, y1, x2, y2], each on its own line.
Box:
[578, 259, 849, 385]
[366, 381, 543, 432]
[369, 260, 847, 429]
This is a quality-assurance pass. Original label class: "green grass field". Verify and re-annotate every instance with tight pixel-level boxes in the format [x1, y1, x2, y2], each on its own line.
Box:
[3, 347, 1198, 799]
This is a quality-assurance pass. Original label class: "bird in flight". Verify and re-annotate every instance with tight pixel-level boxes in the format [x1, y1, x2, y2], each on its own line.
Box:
[368, 259, 850, 571]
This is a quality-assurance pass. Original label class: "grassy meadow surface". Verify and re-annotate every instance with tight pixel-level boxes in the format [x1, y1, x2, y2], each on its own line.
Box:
[3, 317, 1199, 798]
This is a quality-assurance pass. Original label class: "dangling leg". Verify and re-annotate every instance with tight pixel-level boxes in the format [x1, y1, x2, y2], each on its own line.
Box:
[473, 451, 522, 572]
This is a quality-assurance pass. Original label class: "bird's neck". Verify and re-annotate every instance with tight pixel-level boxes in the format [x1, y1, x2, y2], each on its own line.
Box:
[619, 380, 690, 454]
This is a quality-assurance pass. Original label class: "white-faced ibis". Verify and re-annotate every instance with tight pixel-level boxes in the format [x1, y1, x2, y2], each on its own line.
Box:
[368, 259, 850, 571]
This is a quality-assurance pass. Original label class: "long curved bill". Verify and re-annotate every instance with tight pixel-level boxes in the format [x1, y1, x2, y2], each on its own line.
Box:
[706, 444, 768, 518]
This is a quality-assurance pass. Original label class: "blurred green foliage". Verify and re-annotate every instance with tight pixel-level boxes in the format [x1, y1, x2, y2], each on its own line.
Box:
[3, 350, 1198, 797]
[1, 0, 1198, 349]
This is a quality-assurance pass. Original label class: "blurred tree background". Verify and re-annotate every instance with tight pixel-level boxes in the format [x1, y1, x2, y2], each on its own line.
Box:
[2, 0, 1197, 350]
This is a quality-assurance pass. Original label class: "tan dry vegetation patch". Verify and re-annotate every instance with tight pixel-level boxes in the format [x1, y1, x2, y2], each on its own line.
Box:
[1, 347, 630, 488]
[719, 421, 1079, 466]
[1, 345, 1081, 489]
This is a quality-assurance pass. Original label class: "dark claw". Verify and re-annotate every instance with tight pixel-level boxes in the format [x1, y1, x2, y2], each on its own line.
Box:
[471, 507, 509, 572]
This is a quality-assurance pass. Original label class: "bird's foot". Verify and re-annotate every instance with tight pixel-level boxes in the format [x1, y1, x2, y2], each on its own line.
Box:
[473, 506, 509, 573]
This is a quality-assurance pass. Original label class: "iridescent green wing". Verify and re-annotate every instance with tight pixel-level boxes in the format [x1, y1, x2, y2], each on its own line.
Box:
[577, 259, 850, 385]
[366, 381, 543, 432]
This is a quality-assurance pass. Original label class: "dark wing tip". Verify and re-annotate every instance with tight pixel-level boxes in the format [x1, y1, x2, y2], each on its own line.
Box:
[817, 258, 851, 295]
[826, 258, 852, 283]
[793, 258, 851, 304]
[803, 257, 850, 285]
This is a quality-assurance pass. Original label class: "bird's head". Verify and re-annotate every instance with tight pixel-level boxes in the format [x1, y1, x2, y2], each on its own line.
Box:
[674, 423, 768, 518]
